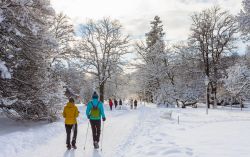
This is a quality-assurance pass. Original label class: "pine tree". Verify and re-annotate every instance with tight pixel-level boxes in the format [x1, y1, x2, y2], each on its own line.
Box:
[146, 16, 165, 48]
[136, 16, 171, 103]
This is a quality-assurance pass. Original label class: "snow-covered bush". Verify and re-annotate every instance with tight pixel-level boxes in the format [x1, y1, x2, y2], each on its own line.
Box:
[223, 63, 250, 99]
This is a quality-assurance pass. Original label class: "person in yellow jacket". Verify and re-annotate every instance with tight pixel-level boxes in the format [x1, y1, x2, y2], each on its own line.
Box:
[63, 98, 79, 149]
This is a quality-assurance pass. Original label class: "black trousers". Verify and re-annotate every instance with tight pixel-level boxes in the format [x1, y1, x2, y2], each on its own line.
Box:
[90, 120, 101, 143]
[65, 124, 77, 146]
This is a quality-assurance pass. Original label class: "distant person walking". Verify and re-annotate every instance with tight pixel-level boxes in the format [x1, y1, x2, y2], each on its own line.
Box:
[134, 99, 138, 109]
[130, 98, 133, 109]
[86, 92, 106, 149]
[109, 98, 113, 111]
[114, 98, 118, 108]
[119, 99, 122, 109]
[63, 98, 79, 149]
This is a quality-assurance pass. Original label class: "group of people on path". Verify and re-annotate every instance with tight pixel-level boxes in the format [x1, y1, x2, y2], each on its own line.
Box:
[62, 91, 106, 150]
[130, 98, 138, 109]
[109, 98, 138, 111]
[108, 98, 123, 110]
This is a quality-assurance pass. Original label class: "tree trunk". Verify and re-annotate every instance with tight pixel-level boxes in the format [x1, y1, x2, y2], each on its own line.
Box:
[214, 86, 217, 108]
[176, 99, 180, 108]
[205, 56, 210, 108]
[99, 83, 105, 102]
[207, 85, 210, 108]
[213, 66, 218, 108]
[230, 96, 233, 109]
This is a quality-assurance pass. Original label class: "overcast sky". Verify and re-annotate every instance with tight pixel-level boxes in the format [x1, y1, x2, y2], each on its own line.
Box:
[51, 0, 245, 52]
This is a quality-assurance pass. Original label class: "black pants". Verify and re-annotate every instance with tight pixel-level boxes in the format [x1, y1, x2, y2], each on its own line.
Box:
[65, 124, 77, 146]
[90, 120, 101, 143]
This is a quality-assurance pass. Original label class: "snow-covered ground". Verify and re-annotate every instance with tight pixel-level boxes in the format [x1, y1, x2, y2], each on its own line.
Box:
[1, 103, 250, 157]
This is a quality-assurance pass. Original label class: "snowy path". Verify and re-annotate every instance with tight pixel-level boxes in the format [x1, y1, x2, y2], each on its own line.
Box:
[1, 105, 250, 157]
[15, 105, 143, 157]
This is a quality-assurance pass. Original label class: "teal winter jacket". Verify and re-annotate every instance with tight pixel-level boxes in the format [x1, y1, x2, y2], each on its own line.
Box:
[86, 98, 106, 120]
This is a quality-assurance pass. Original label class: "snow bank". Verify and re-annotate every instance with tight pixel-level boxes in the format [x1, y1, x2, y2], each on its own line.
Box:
[0, 117, 64, 157]
[0, 60, 11, 79]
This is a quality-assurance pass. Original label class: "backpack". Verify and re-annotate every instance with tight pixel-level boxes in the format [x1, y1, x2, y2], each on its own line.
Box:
[90, 101, 100, 118]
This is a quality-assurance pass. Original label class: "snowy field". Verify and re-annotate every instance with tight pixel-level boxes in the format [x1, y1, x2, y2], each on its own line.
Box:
[0, 103, 250, 157]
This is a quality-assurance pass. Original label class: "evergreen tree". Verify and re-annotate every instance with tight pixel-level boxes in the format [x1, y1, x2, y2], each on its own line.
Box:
[146, 16, 165, 48]
[136, 16, 171, 103]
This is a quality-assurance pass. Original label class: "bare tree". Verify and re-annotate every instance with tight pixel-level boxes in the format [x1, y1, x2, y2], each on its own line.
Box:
[76, 18, 129, 102]
[189, 6, 238, 107]
[49, 12, 75, 63]
[171, 43, 204, 107]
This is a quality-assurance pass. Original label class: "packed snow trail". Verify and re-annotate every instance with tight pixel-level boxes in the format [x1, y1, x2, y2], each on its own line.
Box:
[14, 104, 146, 157]
[1, 104, 250, 157]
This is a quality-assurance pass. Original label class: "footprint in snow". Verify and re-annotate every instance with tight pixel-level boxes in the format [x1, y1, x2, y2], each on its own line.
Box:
[154, 138, 162, 142]
[168, 141, 176, 145]
[185, 147, 193, 156]
[186, 151, 193, 156]
[159, 132, 167, 136]
[162, 149, 181, 155]
[178, 128, 186, 131]
[185, 147, 193, 151]
[146, 151, 158, 155]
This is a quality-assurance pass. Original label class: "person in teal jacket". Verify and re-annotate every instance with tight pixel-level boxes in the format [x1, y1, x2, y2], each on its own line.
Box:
[86, 91, 106, 149]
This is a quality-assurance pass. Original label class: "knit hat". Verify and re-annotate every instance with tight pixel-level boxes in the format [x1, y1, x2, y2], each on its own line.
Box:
[92, 91, 98, 99]
[69, 97, 75, 103]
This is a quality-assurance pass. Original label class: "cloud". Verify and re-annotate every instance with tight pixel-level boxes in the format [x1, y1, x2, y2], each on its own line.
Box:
[51, 0, 244, 52]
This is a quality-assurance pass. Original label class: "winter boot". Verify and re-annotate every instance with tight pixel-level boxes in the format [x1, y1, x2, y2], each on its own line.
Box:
[94, 141, 99, 149]
[67, 144, 71, 150]
[72, 144, 77, 149]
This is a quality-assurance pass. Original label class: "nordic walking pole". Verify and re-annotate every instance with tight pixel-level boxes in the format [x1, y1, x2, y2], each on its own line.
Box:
[101, 121, 105, 151]
[83, 121, 90, 150]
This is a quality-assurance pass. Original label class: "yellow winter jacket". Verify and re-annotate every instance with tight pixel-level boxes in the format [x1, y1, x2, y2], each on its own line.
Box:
[63, 102, 79, 125]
